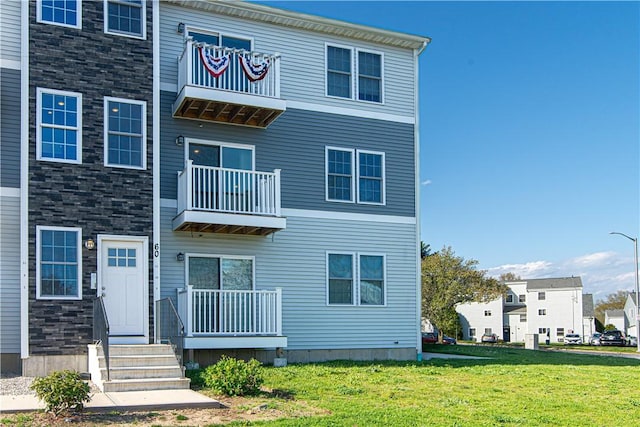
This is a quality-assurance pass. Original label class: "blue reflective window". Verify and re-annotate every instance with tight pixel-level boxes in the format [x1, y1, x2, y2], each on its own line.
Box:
[327, 149, 353, 201]
[358, 51, 381, 102]
[328, 254, 353, 304]
[106, 100, 144, 168]
[359, 255, 384, 305]
[39, 229, 79, 298]
[358, 152, 383, 203]
[40, 0, 78, 27]
[39, 91, 81, 162]
[107, 0, 143, 37]
[327, 46, 352, 98]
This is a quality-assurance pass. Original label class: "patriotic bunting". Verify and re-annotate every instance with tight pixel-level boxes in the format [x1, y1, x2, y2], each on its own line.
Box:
[199, 47, 230, 78]
[238, 55, 270, 82]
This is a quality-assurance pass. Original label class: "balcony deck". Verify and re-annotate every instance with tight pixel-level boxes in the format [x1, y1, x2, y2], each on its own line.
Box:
[173, 41, 286, 128]
[173, 161, 286, 235]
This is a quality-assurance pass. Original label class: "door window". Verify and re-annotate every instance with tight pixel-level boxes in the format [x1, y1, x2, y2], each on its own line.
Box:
[188, 143, 253, 170]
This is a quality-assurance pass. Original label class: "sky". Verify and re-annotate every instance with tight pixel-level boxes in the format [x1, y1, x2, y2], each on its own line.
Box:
[258, 1, 640, 300]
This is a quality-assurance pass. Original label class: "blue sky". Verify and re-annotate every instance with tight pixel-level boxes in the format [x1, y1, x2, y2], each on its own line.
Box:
[260, 1, 639, 299]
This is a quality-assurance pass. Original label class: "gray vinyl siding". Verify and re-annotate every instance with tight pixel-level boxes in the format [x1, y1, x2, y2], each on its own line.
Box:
[160, 207, 418, 350]
[160, 91, 415, 217]
[0, 0, 21, 62]
[0, 196, 21, 353]
[1, 68, 21, 188]
[159, 4, 416, 118]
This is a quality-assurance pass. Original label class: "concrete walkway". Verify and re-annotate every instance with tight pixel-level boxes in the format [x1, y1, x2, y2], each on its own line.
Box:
[0, 389, 221, 414]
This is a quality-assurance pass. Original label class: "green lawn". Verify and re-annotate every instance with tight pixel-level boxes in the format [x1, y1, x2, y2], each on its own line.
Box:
[245, 345, 640, 426]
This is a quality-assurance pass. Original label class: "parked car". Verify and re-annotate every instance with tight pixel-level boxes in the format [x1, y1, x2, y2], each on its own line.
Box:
[626, 336, 637, 347]
[589, 332, 601, 346]
[564, 333, 582, 345]
[481, 333, 498, 343]
[442, 335, 457, 345]
[600, 330, 626, 346]
[422, 332, 438, 345]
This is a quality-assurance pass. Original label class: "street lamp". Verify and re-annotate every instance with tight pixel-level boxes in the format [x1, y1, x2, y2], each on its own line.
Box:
[610, 231, 640, 352]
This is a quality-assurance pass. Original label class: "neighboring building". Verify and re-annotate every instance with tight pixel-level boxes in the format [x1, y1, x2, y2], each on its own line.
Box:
[604, 309, 626, 332]
[624, 292, 637, 337]
[1, 0, 429, 376]
[457, 277, 585, 343]
[582, 293, 596, 340]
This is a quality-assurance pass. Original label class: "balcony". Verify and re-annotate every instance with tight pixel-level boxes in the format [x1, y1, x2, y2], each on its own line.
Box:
[173, 160, 286, 235]
[173, 40, 286, 128]
[177, 288, 287, 349]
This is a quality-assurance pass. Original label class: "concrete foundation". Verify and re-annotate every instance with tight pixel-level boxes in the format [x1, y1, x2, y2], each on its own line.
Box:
[22, 354, 88, 377]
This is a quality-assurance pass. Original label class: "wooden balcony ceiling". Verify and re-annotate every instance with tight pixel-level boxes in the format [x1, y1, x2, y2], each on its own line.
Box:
[175, 98, 283, 128]
[175, 220, 280, 236]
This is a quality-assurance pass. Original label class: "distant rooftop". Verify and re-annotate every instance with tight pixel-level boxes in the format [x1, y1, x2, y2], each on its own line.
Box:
[503, 277, 583, 290]
[583, 293, 594, 317]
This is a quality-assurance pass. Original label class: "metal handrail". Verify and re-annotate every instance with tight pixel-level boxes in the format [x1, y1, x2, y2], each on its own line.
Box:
[157, 298, 185, 366]
[93, 297, 110, 381]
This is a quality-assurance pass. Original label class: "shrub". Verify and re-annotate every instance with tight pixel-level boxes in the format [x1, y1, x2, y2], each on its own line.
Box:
[202, 356, 264, 396]
[30, 370, 91, 415]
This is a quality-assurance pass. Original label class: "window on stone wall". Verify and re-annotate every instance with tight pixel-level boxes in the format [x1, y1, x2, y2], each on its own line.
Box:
[37, 88, 82, 163]
[104, 97, 146, 169]
[36, 226, 82, 300]
[38, 0, 81, 29]
[105, 0, 145, 39]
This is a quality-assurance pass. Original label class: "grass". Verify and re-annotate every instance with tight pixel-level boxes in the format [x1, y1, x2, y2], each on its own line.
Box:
[250, 345, 640, 426]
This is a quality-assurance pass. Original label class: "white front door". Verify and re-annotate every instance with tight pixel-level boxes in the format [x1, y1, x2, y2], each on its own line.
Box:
[99, 236, 148, 344]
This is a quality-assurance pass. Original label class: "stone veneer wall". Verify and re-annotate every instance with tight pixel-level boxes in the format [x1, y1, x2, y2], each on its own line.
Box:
[28, 1, 154, 359]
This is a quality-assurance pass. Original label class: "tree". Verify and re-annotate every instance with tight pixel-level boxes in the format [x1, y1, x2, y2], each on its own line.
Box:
[498, 272, 522, 282]
[420, 242, 432, 259]
[421, 246, 507, 340]
[595, 290, 629, 326]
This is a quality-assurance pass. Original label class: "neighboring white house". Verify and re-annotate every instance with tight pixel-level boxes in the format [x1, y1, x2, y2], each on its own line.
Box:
[624, 292, 638, 338]
[457, 277, 586, 343]
[605, 309, 626, 332]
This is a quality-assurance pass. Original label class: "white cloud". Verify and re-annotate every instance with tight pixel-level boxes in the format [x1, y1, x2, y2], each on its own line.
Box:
[487, 261, 554, 279]
[566, 251, 617, 267]
[421, 179, 432, 186]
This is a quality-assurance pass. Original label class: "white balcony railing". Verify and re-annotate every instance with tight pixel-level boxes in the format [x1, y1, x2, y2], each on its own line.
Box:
[177, 288, 283, 337]
[177, 160, 282, 217]
[177, 40, 280, 99]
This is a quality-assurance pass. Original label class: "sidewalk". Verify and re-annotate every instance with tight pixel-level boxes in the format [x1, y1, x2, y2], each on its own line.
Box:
[0, 389, 221, 414]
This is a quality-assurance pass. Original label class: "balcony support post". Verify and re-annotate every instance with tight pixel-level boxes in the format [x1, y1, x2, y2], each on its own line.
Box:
[276, 287, 283, 336]
[274, 169, 282, 217]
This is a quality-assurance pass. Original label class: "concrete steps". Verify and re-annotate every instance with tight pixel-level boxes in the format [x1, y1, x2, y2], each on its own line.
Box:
[88, 344, 190, 392]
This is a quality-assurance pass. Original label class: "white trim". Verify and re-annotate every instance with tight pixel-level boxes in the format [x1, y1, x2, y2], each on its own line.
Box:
[325, 43, 384, 105]
[35, 226, 83, 300]
[103, 0, 146, 40]
[325, 146, 355, 203]
[152, 0, 160, 342]
[36, 88, 82, 164]
[0, 187, 20, 198]
[326, 251, 356, 306]
[286, 100, 414, 124]
[0, 59, 21, 70]
[103, 96, 147, 170]
[172, 210, 286, 231]
[20, 0, 30, 358]
[97, 234, 150, 343]
[356, 149, 386, 205]
[36, 0, 82, 29]
[282, 208, 415, 224]
[185, 253, 255, 291]
[358, 253, 387, 306]
[413, 45, 423, 355]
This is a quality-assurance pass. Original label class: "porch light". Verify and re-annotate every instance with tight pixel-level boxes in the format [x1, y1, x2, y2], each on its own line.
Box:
[176, 252, 185, 262]
[177, 22, 185, 34]
[84, 238, 95, 250]
[175, 135, 184, 146]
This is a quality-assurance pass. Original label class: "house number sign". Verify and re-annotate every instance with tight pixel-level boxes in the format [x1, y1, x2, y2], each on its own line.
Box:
[154, 243, 160, 258]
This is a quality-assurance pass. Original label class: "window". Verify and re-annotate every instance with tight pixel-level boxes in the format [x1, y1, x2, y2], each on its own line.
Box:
[518, 294, 526, 303]
[108, 248, 136, 267]
[105, 0, 145, 39]
[37, 88, 82, 163]
[326, 147, 385, 204]
[327, 252, 385, 306]
[187, 29, 252, 50]
[484, 328, 492, 334]
[326, 44, 383, 103]
[484, 310, 492, 316]
[469, 328, 476, 338]
[538, 292, 546, 300]
[520, 314, 527, 322]
[539, 328, 548, 334]
[104, 97, 146, 169]
[505, 294, 513, 303]
[557, 328, 564, 337]
[187, 255, 253, 290]
[538, 309, 547, 316]
[38, 0, 81, 28]
[36, 226, 82, 300]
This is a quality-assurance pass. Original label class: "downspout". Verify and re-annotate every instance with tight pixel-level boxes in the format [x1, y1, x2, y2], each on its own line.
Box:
[414, 38, 430, 360]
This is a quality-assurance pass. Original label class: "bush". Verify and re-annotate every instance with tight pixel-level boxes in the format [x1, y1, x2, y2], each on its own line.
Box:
[30, 370, 91, 415]
[202, 356, 264, 396]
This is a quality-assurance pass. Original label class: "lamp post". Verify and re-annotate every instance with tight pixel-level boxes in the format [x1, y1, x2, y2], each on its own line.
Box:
[610, 231, 640, 352]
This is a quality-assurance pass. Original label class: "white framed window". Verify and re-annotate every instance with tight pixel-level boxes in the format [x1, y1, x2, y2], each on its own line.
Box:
[37, 88, 82, 163]
[185, 138, 254, 171]
[518, 294, 526, 303]
[326, 147, 385, 205]
[104, 97, 146, 169]
[538, 291, 546, 300]
[538, 308, 547, 316]
[505, 294, 513, 303]
[36, 226, 82, 300]
[185, 254, 254, 290]
[469, 328, 476, 338]
[104, 0, 145, 39]
[484, 310, 492, 316]
[557, 328, 564, 337]
[37, 0, 81, 28]
[520, 314, 527, 322]
[539, 327, 548, 334]
[484, 328, 492, 334]
[326, 252, 386, 306]
[325, 44, 383, 103]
